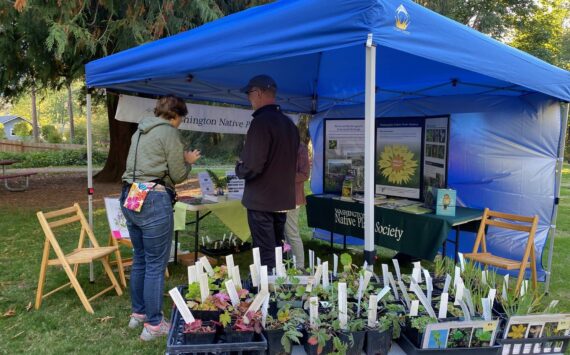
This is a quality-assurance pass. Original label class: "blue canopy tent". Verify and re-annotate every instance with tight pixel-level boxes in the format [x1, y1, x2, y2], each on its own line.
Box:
[85, 0, 570, 289]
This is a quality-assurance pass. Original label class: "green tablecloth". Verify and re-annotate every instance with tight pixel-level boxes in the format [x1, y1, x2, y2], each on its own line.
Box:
[174, 199, 251, 241]
[306, 194, 483, 260]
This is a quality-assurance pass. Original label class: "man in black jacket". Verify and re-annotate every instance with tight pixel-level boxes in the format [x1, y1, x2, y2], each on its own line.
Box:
[236, 75, 300, 270]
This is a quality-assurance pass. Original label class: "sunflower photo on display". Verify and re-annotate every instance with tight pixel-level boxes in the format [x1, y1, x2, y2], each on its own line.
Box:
[377, 144, 418, 185]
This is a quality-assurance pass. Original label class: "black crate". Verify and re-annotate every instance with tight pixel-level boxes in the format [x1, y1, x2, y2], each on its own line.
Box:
[397, 332, 501, 355]
[497, 336, 570, 355]
[166, 297, 267, 355]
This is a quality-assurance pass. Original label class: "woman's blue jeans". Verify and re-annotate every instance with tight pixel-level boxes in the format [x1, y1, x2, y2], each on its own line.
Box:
[120, 186, 173, 326]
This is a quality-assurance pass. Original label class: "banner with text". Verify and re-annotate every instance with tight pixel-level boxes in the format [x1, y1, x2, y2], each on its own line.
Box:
[115, 94, 299, 135]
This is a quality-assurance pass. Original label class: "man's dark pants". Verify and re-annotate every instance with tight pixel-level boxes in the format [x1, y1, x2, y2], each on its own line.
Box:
[247, 209, 287, 270]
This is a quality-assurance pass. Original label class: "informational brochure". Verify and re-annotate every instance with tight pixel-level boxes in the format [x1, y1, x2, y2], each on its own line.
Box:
[324, 119, 365, 193]
[422, 319, 499, 349]
[226, 170, 244, 200]
[197, 171, 215, 196]
[375, 119, 422, 199]
[503, 314, 570, 354]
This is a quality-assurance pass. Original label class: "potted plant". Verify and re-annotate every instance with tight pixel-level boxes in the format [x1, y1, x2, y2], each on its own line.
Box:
[220, 309, 262, 343]
[183, 319, 217, 344]
[333, 316, 366, 355]
[264, 304, 306, 355]
[403, 315, 437, 347]
[207, 169, 227, 196]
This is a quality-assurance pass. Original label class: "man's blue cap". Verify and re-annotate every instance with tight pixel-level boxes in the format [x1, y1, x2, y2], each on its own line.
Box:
[241, 75, 277, 93]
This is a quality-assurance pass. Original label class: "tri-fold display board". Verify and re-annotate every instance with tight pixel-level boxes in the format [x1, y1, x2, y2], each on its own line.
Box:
[323, 116, 450, 201]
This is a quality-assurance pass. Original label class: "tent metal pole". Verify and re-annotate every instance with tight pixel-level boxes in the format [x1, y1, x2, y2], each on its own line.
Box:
[86, 92, 95, 282]
[545, 102, 569, 293]
[364, 34, 377, 265]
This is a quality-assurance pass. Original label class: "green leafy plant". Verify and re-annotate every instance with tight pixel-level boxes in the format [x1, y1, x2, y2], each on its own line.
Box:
[410, 316, 437, 332]
[206, 169, 227, 189]
[265, 304, 306, 353]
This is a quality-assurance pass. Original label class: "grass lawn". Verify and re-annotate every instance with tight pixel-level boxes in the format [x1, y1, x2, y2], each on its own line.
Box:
[1, 166, 569, 353]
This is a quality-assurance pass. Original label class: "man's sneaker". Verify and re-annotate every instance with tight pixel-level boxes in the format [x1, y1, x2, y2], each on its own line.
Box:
[140, 319, 170, 341]
[128, 313, 147, 329]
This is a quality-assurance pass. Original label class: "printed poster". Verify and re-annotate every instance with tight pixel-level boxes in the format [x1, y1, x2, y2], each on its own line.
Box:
[324, 120, 365, 193]
[423, 116, 449, 206]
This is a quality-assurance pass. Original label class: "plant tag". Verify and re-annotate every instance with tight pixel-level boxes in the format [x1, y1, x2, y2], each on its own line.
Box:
[411, 267, 421, 284]
[226, 254, 235, 278]
[481, 270, 488, 285]
[200, 256, 215, 277]
[356, 275, 365, 304]
[546, 300, 559, 312]
[275, 247, 284, 277]
[453, 266, 460, 288]
[195, 260, 203, 276]
[382, 264, 389, 287]
[520, 280, 528, 296]
[317, 257, 321, 266]
[557, 320, 570, 331]
[244, 290, 269, 324]
[412, 262, 423, 283]
[363, 260, 369, 271]
[338, 282, 348, 330]
[309, 250, 314, 274]
[333, 254, 338, 276]
[377, 286, 391, 303]
[454, 282, 464, 306]
[387, 272, 399, 300]
[199, 273, 209, 302]
[368, 294, 378, 328]
[482, 297, 492, 321]
[225, 280, 240, 307]
[463, 288, 476, 316]
[398, 279, 411, 308]
[409, 300, 419, 317]
[363, 270, 373, 291]
[261, 292, 270, 328]
[443, 274, 451, 294]
[249, 264, 259, 287]
[458, 299, 471, 321]
[306, 276, 315, 293]
[232, 265, 242, 290]
[411, 282, 437, 318]
[169, 287, 195, 324]
[488, 288, 496, 307]
[260, 265, 269, 293]
[438, 293, 448, 319]
[502, 275, 509, 301]
[309, 297, 319, 327]
[187, 265, 197, 284]
[253, 247, 261, 281]
[392, 259, 402, 282]
[322, 261, 329, 288]
[423, 269, 433, 304]
[458, 252, 466, 271]
[313, 265, 323, 287]
[483, 321, 496, 332]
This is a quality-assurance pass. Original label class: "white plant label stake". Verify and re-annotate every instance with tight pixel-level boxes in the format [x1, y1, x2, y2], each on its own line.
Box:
[398, 279, 411, 308]
[169, 287, 195, 324]
[377, 286, 391, 303]
[482, 297, 492, 321]
[322, 261, 329, 288]
[249, 264, 259, 287]
[458, 252, 466, 271]
[253, 247, 261, 283]
[454, 282, 464, 306]
[309, 297, 319, 327]
[438, 293, 448, 319]
[225, 280, 240, 307]
[464, 288, 476, 316]
[368, 294, 378, 328]
[387, 272, 399, 300]
[195, 260, 203, 276]
[317, 257, 321, 266]
[502, 274, 509, 300]
[481, 270, 488, 285]
[392, 259, 403, 282]
[412, 261, 423, 283]
[458, 299, 471, 321]
[363, 270, 373, 291]
[313, 265, 323, 287]
[232, 265, 242, 290]
[275, 247, 284, 277]
[226, 254, 235, 279]
[443, 274, 452, 294]
[411, 282, 437, 318]
[382, 264, 389, 287]
[411, 267, 421, 284]
[338, 282, 348, 330]
[261, 293, 270, 328]
[409, 300, 419, 317]
[187, 265, 197, 285]
[488, 288, 496, 307]
[423, 269, 433, 304]
[333, 254, 339, 276]
[309, 250, 315, 274]
[306, 276, 315, 293]
[200, 256, 215, 277]
[260, 265, 269, 293]
[244, 290, 269, 324]
[453, 266, 461, 289]
[199, 273, 209, 303]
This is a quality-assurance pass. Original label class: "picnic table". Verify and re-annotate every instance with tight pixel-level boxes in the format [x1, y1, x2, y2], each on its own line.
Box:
[0, 160, 36, 192]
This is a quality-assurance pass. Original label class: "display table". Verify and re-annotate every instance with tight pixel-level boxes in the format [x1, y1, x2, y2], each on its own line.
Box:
[306, 194, 483, 260]
[173, 196, 250, 263]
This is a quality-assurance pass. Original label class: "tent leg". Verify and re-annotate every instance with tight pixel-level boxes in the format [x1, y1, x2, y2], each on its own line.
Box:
[87, 92, 95, 282]
[364, 34, 377, 266]
[545, 102, 569, 293]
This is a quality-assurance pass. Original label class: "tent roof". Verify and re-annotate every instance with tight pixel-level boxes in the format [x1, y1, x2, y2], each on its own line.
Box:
[85, 0, 570, 113]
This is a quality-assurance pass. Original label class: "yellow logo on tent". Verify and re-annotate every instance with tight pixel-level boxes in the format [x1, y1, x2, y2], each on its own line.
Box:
[395, 4, 410, 31]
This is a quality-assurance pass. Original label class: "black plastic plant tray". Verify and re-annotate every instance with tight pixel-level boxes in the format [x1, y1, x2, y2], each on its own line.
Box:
[166, 296, 267, 355]
[397, 332, 501, 355]
[498, 335, 570, 355]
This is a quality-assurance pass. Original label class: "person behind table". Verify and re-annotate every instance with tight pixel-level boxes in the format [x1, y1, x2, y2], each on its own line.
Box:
[120, 95, 201, 341]
[236, 75, 299, 270]
[284, 135, 310, 269]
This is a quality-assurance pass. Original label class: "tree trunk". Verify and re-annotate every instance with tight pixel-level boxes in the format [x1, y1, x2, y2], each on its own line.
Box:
[94, 93, 137, 182]
[31, 86, 39, 142]
[66, 82, 75, 143]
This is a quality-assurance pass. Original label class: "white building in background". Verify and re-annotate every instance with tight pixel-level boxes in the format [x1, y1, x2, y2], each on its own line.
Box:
[0, 115, 32, 141]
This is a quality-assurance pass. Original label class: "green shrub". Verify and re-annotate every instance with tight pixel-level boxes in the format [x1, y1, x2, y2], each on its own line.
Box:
[0, 149, 108, 168]
[41, 125, 63, 143]
[13, 121, 32, 137]
[0, 123, 5, 139]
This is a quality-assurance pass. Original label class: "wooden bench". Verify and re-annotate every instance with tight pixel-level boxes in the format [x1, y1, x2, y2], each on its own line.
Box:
[0, 172, 37, 191]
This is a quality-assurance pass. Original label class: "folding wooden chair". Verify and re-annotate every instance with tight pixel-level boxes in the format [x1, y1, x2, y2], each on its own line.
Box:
[35, 203, 123, 314]
[464, 208, 539, 295]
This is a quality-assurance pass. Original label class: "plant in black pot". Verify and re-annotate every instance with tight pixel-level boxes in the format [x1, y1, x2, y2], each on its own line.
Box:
[403, 314, 437, 347]
[364, 312, 401, 355]
[183, 319, 217, 344]
[220, 309, 262, 343]
[264, 304, 306, 355]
